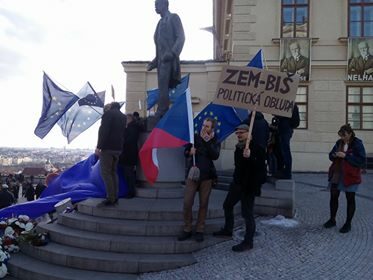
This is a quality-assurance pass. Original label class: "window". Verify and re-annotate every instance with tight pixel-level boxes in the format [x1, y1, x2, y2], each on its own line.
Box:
[349, 0, 373, 37]
[281, 0, 309, 38]
[347, 86, 373, 129]
[296, 86, 308, 129]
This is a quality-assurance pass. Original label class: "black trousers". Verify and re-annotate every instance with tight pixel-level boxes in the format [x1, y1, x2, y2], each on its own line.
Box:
[223, 183, 256, 245]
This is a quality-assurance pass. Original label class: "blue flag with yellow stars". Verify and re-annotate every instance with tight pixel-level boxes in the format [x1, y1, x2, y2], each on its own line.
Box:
[58, 82, 105, 143]
[193, 103, 242, 142]
[34, 72, 79, 139]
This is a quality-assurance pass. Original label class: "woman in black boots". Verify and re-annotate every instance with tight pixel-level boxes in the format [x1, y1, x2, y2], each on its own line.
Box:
[324, 124, 366, 233]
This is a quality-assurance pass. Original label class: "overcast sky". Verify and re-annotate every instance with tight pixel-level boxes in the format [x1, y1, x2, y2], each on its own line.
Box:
[0, 0, 213, 149]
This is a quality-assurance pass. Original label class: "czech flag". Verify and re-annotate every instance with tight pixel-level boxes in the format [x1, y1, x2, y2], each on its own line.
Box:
[139, 89, 193, 185]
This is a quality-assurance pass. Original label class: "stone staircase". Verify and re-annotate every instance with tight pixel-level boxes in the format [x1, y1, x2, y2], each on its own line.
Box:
[7, 188, 241, 280]
[216, 170, 295, 218]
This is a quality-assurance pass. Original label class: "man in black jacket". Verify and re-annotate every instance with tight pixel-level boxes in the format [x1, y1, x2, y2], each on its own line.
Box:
[96, 102, 126, 207]
[214, 121, 267, 252]
[178, 117, 221, 242]
[119, 113, 143, 198]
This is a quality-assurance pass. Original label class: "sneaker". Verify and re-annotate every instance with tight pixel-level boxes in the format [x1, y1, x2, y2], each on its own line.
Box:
[232, 241, 253, 252]
[213, 228, 232, 237]
[323, 219, 336, 228]
[339, 223, 351, 233]
[177, 231, 192, 241]
[195, 232, 204, 242]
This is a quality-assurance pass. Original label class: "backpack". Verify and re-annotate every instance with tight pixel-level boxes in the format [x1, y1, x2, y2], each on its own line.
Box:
[289, 104, 300, 129]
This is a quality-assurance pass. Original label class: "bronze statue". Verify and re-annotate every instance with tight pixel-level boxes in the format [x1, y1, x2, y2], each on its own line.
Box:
[147, 0, 185, 119]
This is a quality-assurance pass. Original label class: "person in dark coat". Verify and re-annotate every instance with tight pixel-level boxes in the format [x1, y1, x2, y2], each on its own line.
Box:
[324, 124, 366, 233]
[178, 117, 221, 243]
[214, 121, 267, 252]
[35, 182, 47, 199]
[119, 113, 143, 198]
[24, 183, 35, 201]
[241, 111, 270, 151]
[11, 182, 20, 203]
[0, 184, 15, 209]
[95, 102, 127, 207]
[147, 0, 185, 119]
[273, 104, 300, 179]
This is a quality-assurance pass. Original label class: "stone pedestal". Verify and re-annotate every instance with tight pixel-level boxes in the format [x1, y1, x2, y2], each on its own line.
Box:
[136, 132, 186, 189]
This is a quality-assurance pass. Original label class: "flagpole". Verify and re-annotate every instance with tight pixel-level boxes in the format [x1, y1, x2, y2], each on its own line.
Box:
[245, 109, 256, 150]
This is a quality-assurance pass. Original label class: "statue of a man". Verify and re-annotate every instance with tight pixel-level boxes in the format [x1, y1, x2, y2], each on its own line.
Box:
[147, 0, 185, 119]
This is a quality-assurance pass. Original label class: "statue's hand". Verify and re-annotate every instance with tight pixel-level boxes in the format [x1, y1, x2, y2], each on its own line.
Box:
[147, 63, 156, 71]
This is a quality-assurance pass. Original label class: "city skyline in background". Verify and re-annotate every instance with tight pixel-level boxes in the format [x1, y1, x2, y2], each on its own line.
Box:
[0, 0, 213, 149]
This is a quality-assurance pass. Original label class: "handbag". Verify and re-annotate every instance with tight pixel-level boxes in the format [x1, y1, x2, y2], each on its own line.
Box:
[342, 161, 362, 187]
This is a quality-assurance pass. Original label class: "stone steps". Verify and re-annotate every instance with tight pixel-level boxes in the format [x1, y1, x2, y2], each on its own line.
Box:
[8, 189, 238, 278]
[7, 182, 294, 279]
[37, 222, 223, 254]
[76, 195, 227, 220]
[20, 242, 195, 273]
[8, 253, 137, 280]
[58, 211, 228, 236]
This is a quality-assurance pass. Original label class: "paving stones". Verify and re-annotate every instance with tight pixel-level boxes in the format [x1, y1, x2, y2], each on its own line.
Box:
[140, 172, 373, 280]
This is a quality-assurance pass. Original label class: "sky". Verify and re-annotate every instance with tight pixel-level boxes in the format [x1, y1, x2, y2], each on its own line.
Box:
[0, 0, 213, 149]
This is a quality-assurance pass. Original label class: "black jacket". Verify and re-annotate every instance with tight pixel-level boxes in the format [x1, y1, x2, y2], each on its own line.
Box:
[242, 112, 270, 151]
[185, 134, 220, 181]
[119, 120, 143, 166]
[233, 141, 266, 196]
[97, 108, 126, 151]
[0, 190, 14, 209]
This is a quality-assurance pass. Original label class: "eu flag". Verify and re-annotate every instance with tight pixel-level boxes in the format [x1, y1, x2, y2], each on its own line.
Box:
[193, 103, 242, 143]
[58, 83, 105, 143]
[146, 74, 190, 110]
[34, 73, 79, 139]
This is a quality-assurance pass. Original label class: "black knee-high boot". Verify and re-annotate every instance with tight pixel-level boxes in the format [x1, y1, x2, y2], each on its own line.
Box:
[324, 187, 340, 228]
[330, 188, 340, 221]
[345, 192, 356, 225]
[340, 192, 355, 233]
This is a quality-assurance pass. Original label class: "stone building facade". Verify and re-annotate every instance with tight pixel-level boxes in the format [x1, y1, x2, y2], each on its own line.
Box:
[122, 0, 372, 172]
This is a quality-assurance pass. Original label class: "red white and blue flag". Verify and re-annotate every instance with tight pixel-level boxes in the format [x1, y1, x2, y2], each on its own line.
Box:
[139, 89, 193, 185]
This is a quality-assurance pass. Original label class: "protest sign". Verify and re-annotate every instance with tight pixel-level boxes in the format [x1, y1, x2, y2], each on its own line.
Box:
[213, 65, 299, 117]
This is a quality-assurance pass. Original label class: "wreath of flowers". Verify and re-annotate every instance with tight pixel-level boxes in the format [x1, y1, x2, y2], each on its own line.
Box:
[0, 215, 49, 279]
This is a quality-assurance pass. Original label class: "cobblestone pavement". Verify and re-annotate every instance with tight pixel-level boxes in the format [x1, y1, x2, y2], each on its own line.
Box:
[140, 172, 373, 280]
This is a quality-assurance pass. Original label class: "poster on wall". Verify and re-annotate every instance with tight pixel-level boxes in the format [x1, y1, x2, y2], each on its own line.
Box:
[280, 38, 311, 82]
[347, 38, 373, 81]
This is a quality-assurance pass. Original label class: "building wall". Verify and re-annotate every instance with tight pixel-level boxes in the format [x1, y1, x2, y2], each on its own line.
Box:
[122, 0, 372, 172]
[224, 0, 372, 171]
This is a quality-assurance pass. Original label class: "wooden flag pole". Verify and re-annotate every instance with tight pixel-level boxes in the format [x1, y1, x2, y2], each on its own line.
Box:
[245, 110, 256, 150]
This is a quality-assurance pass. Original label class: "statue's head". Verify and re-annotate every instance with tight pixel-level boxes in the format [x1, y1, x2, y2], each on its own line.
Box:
[155, 0, 169, 16]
